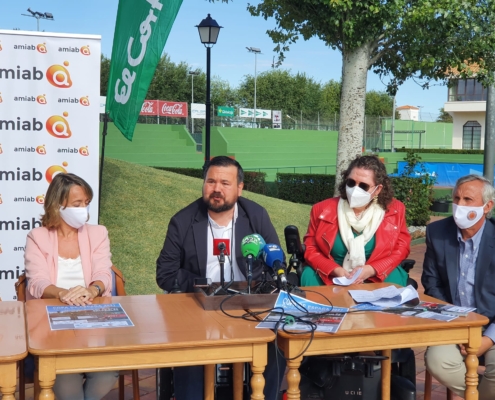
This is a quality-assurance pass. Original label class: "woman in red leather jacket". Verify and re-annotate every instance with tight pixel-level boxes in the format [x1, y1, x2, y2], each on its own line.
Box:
[302, 155, 411, 286]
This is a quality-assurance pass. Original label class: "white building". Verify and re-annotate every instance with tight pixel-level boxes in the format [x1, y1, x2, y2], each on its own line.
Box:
[396, 105, 420, 121]
[444, 66, 486, 149]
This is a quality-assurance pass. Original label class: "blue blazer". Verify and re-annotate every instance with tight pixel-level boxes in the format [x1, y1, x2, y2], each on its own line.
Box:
[422, 216, 495, 327]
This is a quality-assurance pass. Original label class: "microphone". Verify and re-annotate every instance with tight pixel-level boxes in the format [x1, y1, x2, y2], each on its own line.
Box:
[284, 225, 305, 277]
[262, 243, 288, 289]
[241, 234, 265, 293]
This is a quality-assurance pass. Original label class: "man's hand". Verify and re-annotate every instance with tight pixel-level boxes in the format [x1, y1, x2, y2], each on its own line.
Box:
[350, 265, 376, 285]
[59, 285, 96, 306]
[331, 267, 351, 279]
[459, 336, 494, 357]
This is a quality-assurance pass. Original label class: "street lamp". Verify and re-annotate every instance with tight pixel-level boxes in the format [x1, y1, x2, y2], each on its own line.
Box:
[196, 14, 222, 170]
[21, 8, 54, 31]
[286, 114, 297, 129]
[247, 47, 261, 128]
[188, 70, 201, 135]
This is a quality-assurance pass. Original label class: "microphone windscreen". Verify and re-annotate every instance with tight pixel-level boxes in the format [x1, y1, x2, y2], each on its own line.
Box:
[241, 234, 263, 258]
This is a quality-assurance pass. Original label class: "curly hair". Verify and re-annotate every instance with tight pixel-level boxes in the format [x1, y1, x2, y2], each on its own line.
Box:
[337, 155, 394, 210]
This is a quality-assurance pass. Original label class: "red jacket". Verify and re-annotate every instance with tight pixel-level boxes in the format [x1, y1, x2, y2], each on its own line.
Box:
[304, 197, 410, 285]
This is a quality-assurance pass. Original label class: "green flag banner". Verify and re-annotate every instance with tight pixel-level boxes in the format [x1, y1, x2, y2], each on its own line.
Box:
[106, 0, 182, 140]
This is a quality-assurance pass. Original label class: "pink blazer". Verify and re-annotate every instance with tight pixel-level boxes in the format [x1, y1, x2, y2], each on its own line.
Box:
[24, 224, 113, 300]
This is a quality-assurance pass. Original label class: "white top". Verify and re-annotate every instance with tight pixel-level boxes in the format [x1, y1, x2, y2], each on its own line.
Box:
[56, 256, 85, 289]
[206, 204, 246, 283]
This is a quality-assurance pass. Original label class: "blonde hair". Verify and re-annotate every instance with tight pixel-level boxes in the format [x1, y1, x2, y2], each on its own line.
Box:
[41, 173, 93, 229]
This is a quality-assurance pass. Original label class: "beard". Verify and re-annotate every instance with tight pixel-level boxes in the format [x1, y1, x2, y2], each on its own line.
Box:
[203, 192, 236, 213]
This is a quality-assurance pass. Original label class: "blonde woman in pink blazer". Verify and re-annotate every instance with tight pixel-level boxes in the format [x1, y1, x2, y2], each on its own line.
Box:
[24, 173, 118, 400]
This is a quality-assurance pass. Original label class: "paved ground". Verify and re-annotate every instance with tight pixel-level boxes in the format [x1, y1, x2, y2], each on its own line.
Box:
[17, 218, 464, 399]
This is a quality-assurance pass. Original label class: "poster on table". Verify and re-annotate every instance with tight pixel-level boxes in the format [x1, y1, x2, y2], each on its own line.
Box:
[0, 30, 101, 299]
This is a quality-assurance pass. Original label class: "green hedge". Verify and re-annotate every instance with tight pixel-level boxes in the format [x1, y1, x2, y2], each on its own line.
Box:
[397, 148, 484, 155]
[155, 167, 266, 195]
[276, 173, 335, 204]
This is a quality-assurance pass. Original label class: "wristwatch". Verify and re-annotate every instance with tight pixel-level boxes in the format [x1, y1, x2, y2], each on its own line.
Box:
[91, 284, 102, 297]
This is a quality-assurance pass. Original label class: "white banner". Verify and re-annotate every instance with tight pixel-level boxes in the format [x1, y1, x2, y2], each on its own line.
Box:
[239, 108, 272, 119]
[191, 103, 205, 119]
[0, 30, 101, 300]
[273, 110, 282, 129]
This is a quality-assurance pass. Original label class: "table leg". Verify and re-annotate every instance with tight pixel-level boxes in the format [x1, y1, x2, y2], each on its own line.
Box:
[233, 362, 244, 400]
[204, 364, 215, 400]
[37, 357, 56, 400]
[464, 346, 480, 400]
[381, 349, 391, 400]
[286, 356, 303, 400]
[251, 343, 267, 400]
[0, 362, 17, 400]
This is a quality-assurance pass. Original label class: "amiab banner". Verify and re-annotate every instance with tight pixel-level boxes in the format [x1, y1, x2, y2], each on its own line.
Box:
[106, 0, 183, 141]
[0, 30, 101, 300]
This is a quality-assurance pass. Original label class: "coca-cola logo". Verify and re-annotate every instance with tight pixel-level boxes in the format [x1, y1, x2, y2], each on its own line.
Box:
[162, 103, 184, 115]
[141, 101, 155, 113]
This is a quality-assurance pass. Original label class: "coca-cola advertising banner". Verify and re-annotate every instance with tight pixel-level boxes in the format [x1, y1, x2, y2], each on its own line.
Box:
[140, 100, 187, 117]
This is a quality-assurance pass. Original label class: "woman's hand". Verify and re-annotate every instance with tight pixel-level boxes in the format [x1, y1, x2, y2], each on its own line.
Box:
[331, 267, 352, 279]
[350, 265, 376, 284]
[59, 285, 97, 306]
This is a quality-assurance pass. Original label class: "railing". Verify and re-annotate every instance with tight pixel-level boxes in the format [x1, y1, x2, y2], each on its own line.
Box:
[245, 165, 336, 175]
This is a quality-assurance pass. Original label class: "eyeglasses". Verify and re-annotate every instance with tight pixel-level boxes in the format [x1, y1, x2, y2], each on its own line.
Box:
[346, 178, 375, 192]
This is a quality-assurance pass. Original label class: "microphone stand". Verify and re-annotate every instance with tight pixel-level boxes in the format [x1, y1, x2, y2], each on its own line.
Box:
[246, 255, 253, 294]
[219, 248, 225, 289]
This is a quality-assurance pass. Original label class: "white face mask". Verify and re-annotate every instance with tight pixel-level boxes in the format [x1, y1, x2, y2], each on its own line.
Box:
[452, 203, 486, 230]
[346, 185, 377, 209]
[59, 205, 89, 229]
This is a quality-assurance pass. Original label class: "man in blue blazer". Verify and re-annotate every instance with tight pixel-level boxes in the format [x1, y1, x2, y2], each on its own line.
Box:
[156, 156, 284, 400]
[422, 174, 495, 399]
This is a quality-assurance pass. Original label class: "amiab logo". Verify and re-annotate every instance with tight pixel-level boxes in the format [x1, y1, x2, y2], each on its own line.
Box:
[37, 94, 47, 104]
[46, 162, 68, 183]
[0, 144, 2, 154]
[46, 112, 72, 139]
[0, 244, 2, 254]
[46, 61, 72, 88]
[81, 45, 90, 55]
[36, 194, 45, 205]
[80, 96, 90, 106]
[36, 145, 46, 155]
[0, 194, 2, 204]
[80, 146, 89, 156]
[0, 93, 2, 103]
[37, 43, 47, 53]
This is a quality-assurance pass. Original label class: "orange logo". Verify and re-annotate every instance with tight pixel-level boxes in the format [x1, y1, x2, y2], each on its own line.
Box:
[36, 145, 46, 155]
[79, 146, 89, 156]
[0, 93, 2, 103]
[46, 112, 72, 139]
[0, 194, 2, 204]
[37, 43, 47, 53]
[0, 42, 2, 51]
[36, 194, 45, 204]
[45, 162, 68, 183]
[467, 210, 478, 221]
[80, 96, 90, 106]
[81, 45, 90, 56]
[37, 94, 47, 104]
[46, 62, 72, 88]
[0, 244, 2, 254]
[0, 144, 2, 154]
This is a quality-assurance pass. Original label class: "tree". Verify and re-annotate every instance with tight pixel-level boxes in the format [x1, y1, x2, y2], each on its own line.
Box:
[365, 91, 394, 117]
[100, 55, 111, 96]
[437, 108, 453, 123]
[226, 0, 495, 191]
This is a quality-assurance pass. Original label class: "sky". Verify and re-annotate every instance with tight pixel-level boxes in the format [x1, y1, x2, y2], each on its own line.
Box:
[0, 0, 448, 121]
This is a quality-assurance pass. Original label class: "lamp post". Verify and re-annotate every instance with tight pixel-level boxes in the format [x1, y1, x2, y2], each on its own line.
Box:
[197, 14, 222, 170]
[188, 70, 200, 135]
[247, 47, 261, 128]
[21, 8, 54, 31]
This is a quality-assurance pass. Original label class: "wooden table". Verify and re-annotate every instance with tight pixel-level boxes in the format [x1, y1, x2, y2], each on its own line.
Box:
[0, 301, 28, 400]
[26, 294, 275, 400]
[277, 284, 489, 400]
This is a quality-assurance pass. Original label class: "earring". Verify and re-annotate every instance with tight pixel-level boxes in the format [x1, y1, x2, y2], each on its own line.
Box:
[373, 196, 378, 203]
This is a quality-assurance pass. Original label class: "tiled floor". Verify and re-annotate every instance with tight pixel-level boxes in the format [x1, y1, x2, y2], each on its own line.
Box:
[16, 221, 466, 399]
